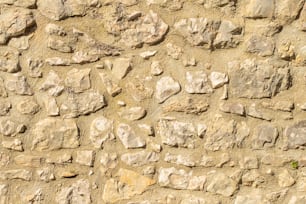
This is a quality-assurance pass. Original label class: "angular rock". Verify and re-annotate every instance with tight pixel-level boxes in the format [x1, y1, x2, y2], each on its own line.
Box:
[209, 71, 228, 88]
[60, 90, 106, 118]
[261, 100, 294, 112]
[43, 96, 59, 116]
[288, 196, 306, 204]
[31, 118, 79, 151]
[47, 37, 73, 53]
[206, 172, 237, 197]
[118, 106, 146, 121]
[0, 101, 11, 116]
[2, 139, 23, 151]
[75, 150, 95, 167]
[8, 35, 32, 51]
[16, 98, 40, 115]
[139, 50, 157, 59]
[65, 68, 91, 93]
[164, 153, 196, 167]
[116, 123, 146, 149]
[99, 72, 122, 97]
[100, 152, 118, 169]
[284, 121, 306, 149]
[45, 57, 71, 66]
[46, 152, 72, 164]
[39, 70, 64, 96]
[247, 103, 272, 121]
[150, 61, 163, 76]
[111, 58, 132, 79]
[278, 41, 295, 61]
[244, 0, 274, 18]
[156, 76, 181, 103]
[0, 119, 26, 137]
[0, 184, 8, 204]
[0, 77, 7, 97]
[163, 97, 209, 115]
[245, 35, 275, 57]
[157, 118, 196, 148]
[90, 116, 114, 149]
[1, 0, 36, 8]
[126, 79, 153, 102]
[0, 7, 35, 44]
[234, 194, 264, 204]
[166, 43, 183, 60]
[158, 167, 206, 190]
[121, 151, 159, 166]
[27, 58, 43, 78]
[228, 59, 291, 99]
[185, 71, 212, 94]
[45, 23, 66, 36]
[296, 46, 306, 66]
[275, 0, 305, 23]
[239, 156, 259, 169]
[14, 155, 42, 167]
[252, 124, 278, 149]
[5, 74, 33, 95]
[219, 102, 245, 116]
[278, 169, 295, 187]
[0, 47, 20, 73]
[0, 169, 32, 181]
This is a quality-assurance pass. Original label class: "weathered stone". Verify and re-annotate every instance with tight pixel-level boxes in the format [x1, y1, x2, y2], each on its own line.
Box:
[261, 100, 294, 112]
[296, 46, 306, 66]
[150, 61, 163, 76]
[47, 37, 73, 53]
[185, 71, 212, 94]
[56, 169, 78, 178]
[90, 116, 114, 149]
[0, 169, 32, 181]
[0, 7, 35, 44]
[100, 152, 118, 169]
[0, 101, 11, 116]
[1, 0, 36, 8]
[45, 57, 71, 66]
[0, 184, 8, 204]
[234, 194, 264, 204]
[278, 41, 296, 61]
[239, 156, 259, 169]
[111, 58, 132, 79]
[246, 35, 275, 57]
[14, 155, 42, 167]
[241, 169, 264, 187]
[118, 106, 146, 121]
[5, 74, 33, 95]
[39, 70, 64, 96]
[46, 152, 72, 164]
[156, 76, 181, 103]
[0, 119, 26, 137]
[284, 121, 306, 149]
[102, 169, 155, 203]
[0, 77, 7, 97]
[166, 43, 183, 60]
[56, 179, 91, 204]
[139, 50, 157, 59]
[278, 169, 295, 187]
[157, 118, 196, 148]
[121, 150, 159, 166]
[116, 123, 146, 149]
[209, 71, 228, 89]
[45, 23, 66, 36]
[27, 58, 43, 78]
[20, 188, 43, 203]
[65, 68, 91, 93]
[158, 167, 206, 190]
[275, 0, 305, 23]
[288, 196, 306, 204]
[43, 96, 59, 116]
[2, 139, 23, 151]
[252, 124, 278, 149]
[60, 90, 106, 118]
[244, 0, 274, 18]
[8, 35, 32, 51]
[16, 98, 40, 115]
[228, 59, 291, 99]
[261, 154, 291, 167]
[219, 102, 245, 116]
[247, 103, 272, 121]
[182, 55, 197, 67]
[163, 97, 209, 115]
[31, 118, 79, 151]
[126, 79, 154, 102]
[164, 153, 196, 167]
[99, 72, 122, 97]
[75, 150, 95, 167]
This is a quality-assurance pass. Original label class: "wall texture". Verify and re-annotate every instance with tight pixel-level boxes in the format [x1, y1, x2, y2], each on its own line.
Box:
[0, 0, 306, 203]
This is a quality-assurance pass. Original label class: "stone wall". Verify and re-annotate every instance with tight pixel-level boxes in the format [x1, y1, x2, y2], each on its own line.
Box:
[0, 0, 306, 203]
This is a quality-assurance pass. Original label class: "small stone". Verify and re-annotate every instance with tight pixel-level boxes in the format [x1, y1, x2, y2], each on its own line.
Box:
[288, 196, 306, 204]
[244, 0, 274, 18]
[112, 58, 132, 79]
[164, 153, 196, 167]
[27, 58, 43, 78]
[234, 194, 264, 204]
[156, 76, 181, 103]
[0, 169, 32, 181]
[197, 124, 207, 138]
[126, 78, 154, 102]
[284, 120, 306, 149]
[0, 101, 11, 116]
[8, 35, 32, 51]
[100, 152, 118, 169]
[241, 169, 264, 187]
[16, 98, 40, 115]
[45, 57, 71, 66]
[138, 124, 154, 136]
[185, 71, 212, 94]
[296, 46, 306, 66]
[252, 124, 278, 149]
[116, 123, 146, 149]
[5, 74, 33, 95]
[47, 37, 73, 53]
[278, 41, 295, 60]
[219, 102, 245, 116]
[139, 50, 157, 59]
[75, 150, 95, 167]
[118, 106, 146, 121]
[163, 97, 209, 115]
[0, 184, 8, 203]
[36, 167, 55, 182]
[0, 119, 26, 137]
[247, 103, 272, 121]
[209, 71, 228, 88]
[206, 172, 237, 196]
[150, 61, 163, 76]
[245, 35, 275, 57]
[14, 155, 42, 167]
[166, 43, 183, 60]
[56, 169, 78, 178]
[239, 156, 259, 169]
[46, 152, 72, 164]
[39, 70, 64, 96]
[43, 96, 59, 116]
[278, 169, 295, 187]
[2, 139, 23, 151]
[182, 56, 197, 67]
[261, 155, 291, 167]
[275, 0, 305, 23]
[261, 100, 294, 112]
[45, 23, 66, 36]
[37, 0, 66, 20]
[31, 118, 79, 151]
[65, 68, 91, 93]
[99, 72, 122, 97]
[90, 116, 114, 149]
[121, 151, 159, 166]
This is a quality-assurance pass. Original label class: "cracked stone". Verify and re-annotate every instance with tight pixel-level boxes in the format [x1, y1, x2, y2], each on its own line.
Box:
[39, 71, 64, 96]
[278, 169, 295, 187]
[219, 102, 245, 116]
[209, 71, 228, 89]
[0, 169, 32, 181]
[284, 120, 306, 149]
[111, 58, 132, 79]
[244, 0, 274, 18]
[2, 139, 23, 151]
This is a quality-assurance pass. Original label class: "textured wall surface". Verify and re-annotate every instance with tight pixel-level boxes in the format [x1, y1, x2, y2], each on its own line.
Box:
[0, 0, 306, 203]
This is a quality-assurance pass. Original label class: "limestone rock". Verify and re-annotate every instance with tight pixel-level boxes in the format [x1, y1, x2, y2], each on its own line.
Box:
[0, 47, 20, 73]
[0, 101, 11, 116]
[150, 61, 163, 76]
[8, 35, 32, 51]
[43, 96, 59, 116]
[90, 116, 114, 149]
[247, 103, 272, 121]
[116, 123, 146, 149]
[0, 7, 35, 44]
[39, 71, 64, 96]
[228, 59, 291, 99]
[126, 79, 153, 102]
[0, 169, 32, 181]
[102, 169, 155, 203]
[65, 68, 91, 93]
[56, 179, 91, 204]
[0, 184, 8, 204]
[5, 74, 33, 95]
[261, 100, 294, 112]
[139, 50, 157, 59]
[164, 153, 196, 167]
[60, 90, 106, 118]
[166, 43, 183, 60]
[219, 102, 245, 116]
[288, 196, 306, 204]
[46, 152, 72, 164]
[209, 71, 228, 88]
[45, 23, 66, 36]
[118, 106, 146, 121]
[157, 118, 196, 148]
[47, 37, 73, 53]
[245, 35, 275, 57]
[99, 72, 122, 97]
[163, 97, 209, 115]
[31, 118, 79, 151]
[239, 156, 259, 169]
[2, 139, 23, 151]
[275, 0, 305, 23]
[14, 155, 42, 167]
[252, 124, 278, 149]
[278, 169, 295, 187]
[296, 46, 306, 66]
[284, 121, 306, 149]
[156, 76, 181, 103]
[206, 172, 237, 197]
[111, 58, 132, 79]
[100, 152, 118, 169]
[0, 119, 26, 137]
[1, 0, 36, 8]
[0, 77, 7, 97]
[45, 57, 71, 66]
[75, 150, 95, 167]
[27, 58, 43, 78]
[158, 167, 206, 190]
[244, 0, 274, 18]
[16, 98, 40, 115]
[234, 194, 264, 204]
[185, 71, 212, 94]
[121, 151, 159, 166]
[278, 41, 295, 61]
